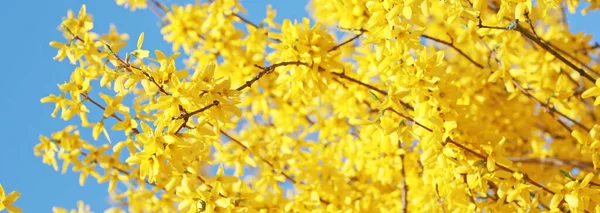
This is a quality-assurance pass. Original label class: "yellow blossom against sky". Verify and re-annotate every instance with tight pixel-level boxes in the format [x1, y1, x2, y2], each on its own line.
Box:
[11, 0, 600, 212]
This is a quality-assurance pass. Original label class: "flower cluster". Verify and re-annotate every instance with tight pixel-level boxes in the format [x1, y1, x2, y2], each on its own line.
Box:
[33, 0, 600, 212]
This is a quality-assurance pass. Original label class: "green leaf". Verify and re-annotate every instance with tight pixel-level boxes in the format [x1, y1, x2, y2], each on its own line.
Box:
[369, 91, 381, 103]
[62, 24, 74, 37]
[473, 159, 486, 168]
[559, 169, 573, 179]
[103, 42, 115, 55]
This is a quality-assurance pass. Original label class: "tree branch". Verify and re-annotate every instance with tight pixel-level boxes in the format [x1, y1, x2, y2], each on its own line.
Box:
[219, 129, 331, 205]
[421, 34, 484, 69]
[507, 156, 593, 169]
[513, 79, 590, 132]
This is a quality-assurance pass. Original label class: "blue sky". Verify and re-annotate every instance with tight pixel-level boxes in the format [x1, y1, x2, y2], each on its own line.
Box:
[0, 0, 598, 212]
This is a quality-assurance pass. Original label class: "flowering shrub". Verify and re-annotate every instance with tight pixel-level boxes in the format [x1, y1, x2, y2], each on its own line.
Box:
[14, 0, 600, 212]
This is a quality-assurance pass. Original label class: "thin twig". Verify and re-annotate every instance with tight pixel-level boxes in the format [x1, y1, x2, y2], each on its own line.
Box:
[435, 184, 447, 213]
[478, 23, 596, 82]
[219, 129, 331, 205]
[421, 34, 484, 69]
[400, 153, 408, 213]
[237, 61, 308, 91]
[175, 61, 308, 132]
[81, 93, 141, 134]
[232, 13, 259, 29]
[329, 30, 365, 52]
[461, 174, 478, 212]
[512, 79, 590, 132]
[508, 156, 593, 169]
[447, 139, 556, 195]
[330, 71, 387, 95]
[332, 69, 560, 201]
[77, 95, 230, 199]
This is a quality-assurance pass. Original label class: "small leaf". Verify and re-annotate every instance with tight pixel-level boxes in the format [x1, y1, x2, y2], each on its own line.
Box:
[103, 42, 115, 55]
[369, 91, 381, 103]
[62, 24, 74, 37]
[473, 159, 486, 168]
[559, 169, 573, 179]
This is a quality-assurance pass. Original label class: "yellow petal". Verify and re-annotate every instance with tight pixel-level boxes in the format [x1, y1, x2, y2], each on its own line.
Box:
[564, 194, 579, 208]
[137, 32, 144, 50]
[402, 6, 412, 19]
[215, 198, 231, 208]
[550, 194, 564, 210]
[582, 173, 594, 187]
[582, 87, 600, 99]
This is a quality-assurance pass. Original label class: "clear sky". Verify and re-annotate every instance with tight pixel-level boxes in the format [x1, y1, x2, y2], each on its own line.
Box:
[0, 0, 598, 212]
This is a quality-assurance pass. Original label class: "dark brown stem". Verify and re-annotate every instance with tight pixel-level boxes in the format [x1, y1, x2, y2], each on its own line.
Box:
[232, 13, 259, 29]
[447, 139, 556, 195]
[219, 129, 331, 205]
[400, 154, 408, 213]
[330, 71, 387, 95]
[435, 184, 447, 213]
[507, 156, 593, 169]
[421, 34, 484, 69]
[478, 23, 596, 82]
[81, 93, 140, 134]
[236, 61, 308, 91]
[329, 30, 365, 52]
[512, 79, 590, 132]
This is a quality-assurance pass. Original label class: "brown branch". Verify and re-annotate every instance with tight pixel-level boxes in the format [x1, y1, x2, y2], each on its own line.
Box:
[151, 0, 167, 13]
[435, 184, 447, 213]
[421, 34, 485, 69]
[461, 174, 478, 212]
[400, 154, 408, 213]
[389, 109, 433, 132]
[148, 2, 164, 19]
[330, 71, 387, 95]
[478, 23, 596, 82]
[176, 101, 220, 120]
[175, 61, 308, 133]
[232, 13, 259, 29]
[546, 40, 600, 77]
[560, 3, 568, 25]
[446, 139, 556, 195]
[74, 36, 172, 97]
[508, 156, 593, 169]
[236, 61, 308, 91]
[332, 69, 560, 202]
[69, 110, 229, 200]
[524, 13, 540, 39]
[219, 129, 331, 205]
[329, 71, 413, 111]
[81, 93, 141, 135]
[329, 30, 365, 52]
[512, 79, 591, 132]
[114, 56, 172, 96]
[575, 43, 600, 54]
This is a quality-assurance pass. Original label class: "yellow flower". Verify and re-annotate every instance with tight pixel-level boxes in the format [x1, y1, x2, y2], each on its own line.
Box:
[52, 201, 92, 213]
[61, 5, 93, 37]
[481, 137, 513, 172]
[115, 0, 147, 11]
[100, 24, 129, 52]
[0, 184, 22, 213]
[581, 78, 600, 105]
[131, 32, 149, 59]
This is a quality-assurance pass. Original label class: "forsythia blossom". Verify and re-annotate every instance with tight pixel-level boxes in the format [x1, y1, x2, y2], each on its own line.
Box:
[32, 0, 600, 212]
